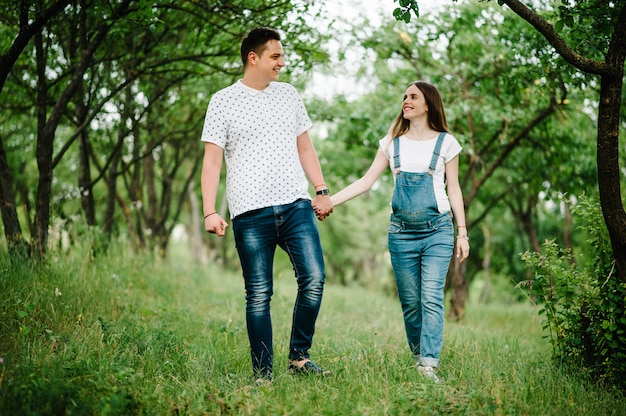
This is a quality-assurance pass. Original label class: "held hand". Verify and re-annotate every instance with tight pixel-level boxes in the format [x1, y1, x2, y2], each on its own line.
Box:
[455, 237, 470, 263]
[204, 213, 228, 237]
[312, 195, 333, 221]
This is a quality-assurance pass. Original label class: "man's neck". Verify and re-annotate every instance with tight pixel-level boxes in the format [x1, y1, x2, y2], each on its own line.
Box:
[241, 75, 270, 91]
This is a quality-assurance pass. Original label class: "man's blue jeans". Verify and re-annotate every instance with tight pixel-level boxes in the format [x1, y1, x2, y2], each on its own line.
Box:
[232, 199, 325, 377]
[388, 213, 453, 368]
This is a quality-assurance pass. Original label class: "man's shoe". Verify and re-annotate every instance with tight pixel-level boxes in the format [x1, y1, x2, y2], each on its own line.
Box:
[254, 377, 273, 387]
[253, 371, 273, 386]
[288, 360, 330, 375]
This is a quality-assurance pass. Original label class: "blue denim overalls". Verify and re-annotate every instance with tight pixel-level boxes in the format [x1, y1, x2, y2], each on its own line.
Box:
[387, 132, 454, 368]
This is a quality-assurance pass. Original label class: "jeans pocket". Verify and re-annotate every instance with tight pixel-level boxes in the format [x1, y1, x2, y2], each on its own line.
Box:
[388, 221, 403, 234]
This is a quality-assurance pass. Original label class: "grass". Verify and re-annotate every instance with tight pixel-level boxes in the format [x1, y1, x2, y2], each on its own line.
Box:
[0, 242, 623, 415]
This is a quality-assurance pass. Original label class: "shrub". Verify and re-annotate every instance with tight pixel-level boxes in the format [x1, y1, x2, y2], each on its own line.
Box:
[520, 195, 626, 390]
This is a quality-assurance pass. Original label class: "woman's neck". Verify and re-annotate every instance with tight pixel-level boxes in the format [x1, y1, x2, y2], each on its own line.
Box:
[404, 123, 437, 141]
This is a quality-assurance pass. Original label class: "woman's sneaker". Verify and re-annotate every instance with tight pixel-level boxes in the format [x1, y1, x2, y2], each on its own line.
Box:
[417, 365, 440, 383]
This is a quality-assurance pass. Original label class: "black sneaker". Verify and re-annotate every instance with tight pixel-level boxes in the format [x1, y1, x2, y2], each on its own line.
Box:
[253, 370, 273, 386]
[288, 360, 330, 375]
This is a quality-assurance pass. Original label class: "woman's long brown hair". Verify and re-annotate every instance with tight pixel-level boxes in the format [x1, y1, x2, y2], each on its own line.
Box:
[387, 81, 449, 146]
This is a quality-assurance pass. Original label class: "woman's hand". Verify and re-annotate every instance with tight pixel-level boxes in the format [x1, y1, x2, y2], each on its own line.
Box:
[455, 236, 470, 263]
[312, 195, 333, 221]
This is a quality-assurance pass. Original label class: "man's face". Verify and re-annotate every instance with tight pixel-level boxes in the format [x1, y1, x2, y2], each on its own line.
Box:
[253, 39, 286, 83]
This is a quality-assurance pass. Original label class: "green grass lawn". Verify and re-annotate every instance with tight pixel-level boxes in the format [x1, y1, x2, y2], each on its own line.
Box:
[0, 244, 623, 415]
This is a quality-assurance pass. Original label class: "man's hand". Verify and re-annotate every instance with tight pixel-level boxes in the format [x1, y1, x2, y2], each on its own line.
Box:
[312, 195, 333, 221]
[204, 213, 229, 236]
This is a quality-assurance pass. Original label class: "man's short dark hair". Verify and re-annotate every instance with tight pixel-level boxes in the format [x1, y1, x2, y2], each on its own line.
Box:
[241, 27, 281, 67]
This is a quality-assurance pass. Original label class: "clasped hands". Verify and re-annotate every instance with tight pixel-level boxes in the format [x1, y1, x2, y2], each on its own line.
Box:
[312, 195, 333, 221]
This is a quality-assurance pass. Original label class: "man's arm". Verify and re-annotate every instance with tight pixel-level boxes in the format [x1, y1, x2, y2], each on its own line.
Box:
[201, 142, 229, 236]
[297, 131, 333, 219]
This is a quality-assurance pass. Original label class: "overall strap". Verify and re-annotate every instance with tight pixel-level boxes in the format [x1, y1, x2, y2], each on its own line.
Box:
[428, 132, 446, 175]
[393, 136, 401, 172]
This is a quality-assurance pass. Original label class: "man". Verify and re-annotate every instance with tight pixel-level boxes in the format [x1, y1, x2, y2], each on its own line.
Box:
[200, 27, 332, 382]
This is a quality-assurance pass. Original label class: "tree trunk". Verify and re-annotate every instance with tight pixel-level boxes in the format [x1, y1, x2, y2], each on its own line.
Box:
[597, 72, 626, 282]
[563, 200, 575, 267]
[74, 3, 95, 226]
[515, 194, 541, 253]
[0, 139, 27, 256]
[479, 222, 491, 304]
[144, 140, 157, 252]
[188, 182, 206, 263]
[33, 31, 52, 260]
[76, 93, 96, 226]
[103, 138, 121, 237]
[448, 256, 468, 321]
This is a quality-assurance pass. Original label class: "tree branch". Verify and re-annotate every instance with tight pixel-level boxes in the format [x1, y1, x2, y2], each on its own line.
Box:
[0, 0, 71, 94]
[500, 0, 617, 76]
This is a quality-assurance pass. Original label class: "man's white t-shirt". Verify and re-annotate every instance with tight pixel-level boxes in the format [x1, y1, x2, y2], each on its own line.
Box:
[201, 80, 313, 218]
[380, 133, 462, 213]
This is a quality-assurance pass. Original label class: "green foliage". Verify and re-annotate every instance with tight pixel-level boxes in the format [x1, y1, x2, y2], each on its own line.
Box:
[393, 0, 419, 22]
[1, 239, 625, 414]
[311, 0, 599, 295]
[0, 0, 329, 259]
[521, 195, 626, 390]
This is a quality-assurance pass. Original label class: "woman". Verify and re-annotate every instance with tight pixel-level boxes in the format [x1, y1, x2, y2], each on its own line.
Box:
[325, 81, 469, 382]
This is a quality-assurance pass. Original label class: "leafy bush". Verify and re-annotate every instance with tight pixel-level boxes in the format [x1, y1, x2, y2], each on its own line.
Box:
[521, 195, 626, 390]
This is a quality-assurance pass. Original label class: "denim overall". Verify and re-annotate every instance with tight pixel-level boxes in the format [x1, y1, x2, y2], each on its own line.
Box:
[387, 133, 454, 368]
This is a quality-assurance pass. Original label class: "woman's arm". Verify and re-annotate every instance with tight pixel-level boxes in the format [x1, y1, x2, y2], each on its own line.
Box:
[445, 155, 470, 262]
[331, 149, 389, 206]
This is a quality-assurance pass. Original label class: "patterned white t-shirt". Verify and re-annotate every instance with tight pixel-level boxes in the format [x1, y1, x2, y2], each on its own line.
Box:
[380, 133, 462, 213]
[201, 80, 313, 218]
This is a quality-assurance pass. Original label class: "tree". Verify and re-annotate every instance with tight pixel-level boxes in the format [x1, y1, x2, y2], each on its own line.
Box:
[0, 0, 328, 261]
[316, 1, 597, 318]
[0, 0, 71, 257]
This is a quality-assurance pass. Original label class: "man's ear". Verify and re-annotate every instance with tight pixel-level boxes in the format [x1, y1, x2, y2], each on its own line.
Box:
[247, 51, 257, 65]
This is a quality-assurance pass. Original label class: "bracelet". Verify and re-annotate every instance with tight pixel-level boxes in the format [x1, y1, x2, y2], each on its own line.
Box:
[457, 225, 467, 228]
[456, 235, 469, 241]
[204, 212, 217, 219]
[314, 183, 326, 190]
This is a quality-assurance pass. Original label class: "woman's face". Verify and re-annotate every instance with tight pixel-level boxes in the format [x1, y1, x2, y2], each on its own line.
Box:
[402, 84, 428, 120]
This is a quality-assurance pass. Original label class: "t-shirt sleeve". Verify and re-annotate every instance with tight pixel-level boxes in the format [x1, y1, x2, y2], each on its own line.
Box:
[443, 134, 462, 162]
[200, 93, 228, 148]
[379, 135, 392, 160]
[292, 85, 313, 136]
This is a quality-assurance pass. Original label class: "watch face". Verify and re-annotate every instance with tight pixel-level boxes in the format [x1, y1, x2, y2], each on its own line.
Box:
[317, 189, 329, 195]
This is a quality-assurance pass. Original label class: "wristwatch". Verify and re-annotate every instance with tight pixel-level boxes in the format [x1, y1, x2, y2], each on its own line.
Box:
[316, 188, 329, 196]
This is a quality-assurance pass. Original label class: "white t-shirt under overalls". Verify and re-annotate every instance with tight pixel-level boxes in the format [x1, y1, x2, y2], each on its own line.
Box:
[380, 134, 462, 214]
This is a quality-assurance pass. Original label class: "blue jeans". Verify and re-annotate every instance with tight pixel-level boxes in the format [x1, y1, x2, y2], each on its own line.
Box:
[388, 213, 453, 368]
[232, 199, 325, 377]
